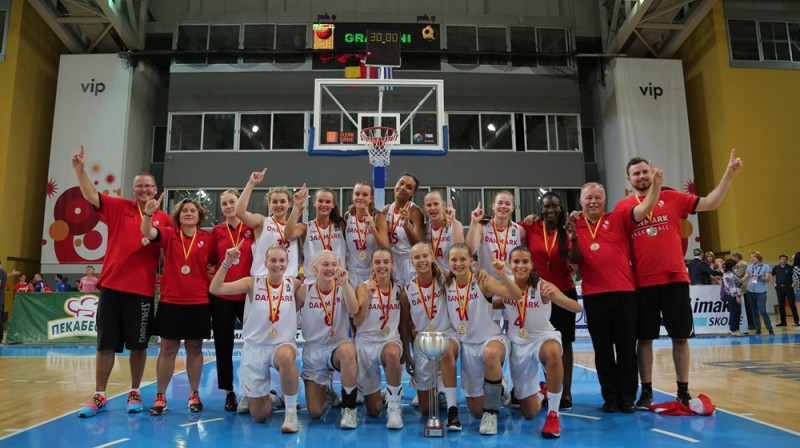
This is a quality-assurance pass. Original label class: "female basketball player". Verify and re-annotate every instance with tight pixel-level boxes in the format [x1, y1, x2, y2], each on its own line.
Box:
[466, 191, 527, 280]
[354, 248, 405, 429]
[299, 250, 360, 429]
[210, 189, 255, 411]
[235, 168, 300, 278]
[209, 243, 303, 433]
[422, 191, 464, 274]
[399, 242, 461, 431]
[284, 186, 347, 283]
[445, 243, 522, 435]
[520, 192, 578, 411]
[501, 246, 581, 439]
[382, 173, 425, 285]
[141, 196, 216, 417]
[344, 182, 389, 288]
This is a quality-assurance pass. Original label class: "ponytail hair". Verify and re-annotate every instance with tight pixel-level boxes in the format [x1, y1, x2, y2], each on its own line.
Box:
[315, 188, 345, 228]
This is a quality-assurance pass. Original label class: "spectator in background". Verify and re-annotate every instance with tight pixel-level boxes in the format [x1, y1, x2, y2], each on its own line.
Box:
[79, 266, 98, 292]
[743, 251, 773, 336]
[705, 252, 723, 285]
[772, 254, 798, 327]
[54, 274, 70, 292]
[722, 259, 744, 336]
[688, 248, 722, 285]
[793, 253, 800, 315]
[732, 252, 752, 331]
[1, 260, 20, 343]
[73, 280, 81, 292]
[14, 274, 32, 293]
[31, 274, 47, 292]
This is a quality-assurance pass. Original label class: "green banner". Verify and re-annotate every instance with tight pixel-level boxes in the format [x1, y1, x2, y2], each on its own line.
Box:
[7, 292, 101, 344]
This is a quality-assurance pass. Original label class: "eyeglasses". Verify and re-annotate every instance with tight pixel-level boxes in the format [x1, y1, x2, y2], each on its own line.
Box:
[134, 184, 156, 190]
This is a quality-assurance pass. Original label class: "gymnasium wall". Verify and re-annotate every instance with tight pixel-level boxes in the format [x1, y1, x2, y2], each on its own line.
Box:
[678, 3, 800, 261]
[0, 1, 64, 312]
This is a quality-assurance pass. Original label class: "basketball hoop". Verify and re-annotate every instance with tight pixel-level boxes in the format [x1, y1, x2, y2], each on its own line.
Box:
[360, 126, 398, 167]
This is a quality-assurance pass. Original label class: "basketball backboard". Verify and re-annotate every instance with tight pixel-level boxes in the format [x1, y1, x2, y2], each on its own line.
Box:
[309, 78, 447, 157]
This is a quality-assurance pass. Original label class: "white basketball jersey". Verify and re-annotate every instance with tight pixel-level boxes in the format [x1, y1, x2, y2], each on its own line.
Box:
[355, 283, 402, 344]
[302, 220, 347, 283]
[301, 281, 352, 344]
[502, 281, 555, 345]
[251, 216, 299, 278]
[477, 220, 523, 280]
[445, 275, 502, 344]
[386, 201, 416, 258]
[404, 278, 452, 333]
[243, 277, 296, 345]
[344, 213, 379, 273]
[424, 222, 455, 274]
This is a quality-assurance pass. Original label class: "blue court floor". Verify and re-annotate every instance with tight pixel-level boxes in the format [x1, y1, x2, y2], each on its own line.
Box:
[0, 334, 798, 448]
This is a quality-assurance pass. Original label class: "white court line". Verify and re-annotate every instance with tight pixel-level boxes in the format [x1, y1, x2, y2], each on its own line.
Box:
[560, 413, 601, 421]
[3, 429, 23, 433]
[651, 428, 699, 443]
[739, 413, 755, 416]
[92, 438, 130, 448]
[179, 418, 224, 427]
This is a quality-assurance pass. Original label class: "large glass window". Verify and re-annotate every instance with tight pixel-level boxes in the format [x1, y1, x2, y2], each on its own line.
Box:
[0, 7, 8, 63]
[208, 25, 240, 65]
[272, 113, 305, 149]
[275, 24, 306, 64]
[448, 114, 480, 150]
[478, 27, 508, 66]
[728, 20, 761, 61]
[510, 27, 536, 67]
[239, 114, 272, 150]
[759, 21, 791, 61]
[524, 114, 581, 151]
[243, 24, 275, 64]
[446, 26, 478, 65]
[449, 114, 514, 150]
[481, 114, 513, 150]
[791, 23, 800, 61]
[537, 28, 570, 67]
[175, 25, 208, 64]
[169, 114, 202, 150]
[202, 114, 236, 150]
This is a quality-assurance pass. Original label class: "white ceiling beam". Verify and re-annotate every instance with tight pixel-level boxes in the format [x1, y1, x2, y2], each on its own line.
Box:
[27, 0, 86, 53]
[95, 0, 143, 50]
[658, 0, 719, 58]
[605, 0, 657, 54]
[56, 17, 110, 24]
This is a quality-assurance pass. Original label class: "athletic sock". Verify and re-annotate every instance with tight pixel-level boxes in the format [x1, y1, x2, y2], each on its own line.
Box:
[130, 388, 140, 394]
[96, 391, 106, 398]
[284, 394, 297, 410]
[547, 388, 562, 415]
[445, 387, 458, 409]
[641, 382, 652, 392]
[677, 381, 689, 394]
[482, 378, 502, 414]
[341, 387, 357, 409]
[387, 385, 402, 408]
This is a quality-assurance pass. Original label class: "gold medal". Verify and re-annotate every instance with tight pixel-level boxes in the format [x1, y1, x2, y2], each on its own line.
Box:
[328, 329, 336, 339]
[358, 251, 367, 261]
[518, 328, 529, 339]
[646, 227, 658, 237]
[181, 265, 191, 275]
[141, 237, 150, 246]
[269, 327, 277, 338]
[590, 242, 600, 251]
[382, 327, 390, 337]
[179, 230, 198, 275]
[457, 324, 467, 335]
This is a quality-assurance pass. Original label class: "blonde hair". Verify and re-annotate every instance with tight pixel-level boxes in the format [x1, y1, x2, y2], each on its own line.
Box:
[410, 242, 446, 294]
[750, 251, 763, 262]
[311, 249, 337, 273]
[264, 186, 291, 206]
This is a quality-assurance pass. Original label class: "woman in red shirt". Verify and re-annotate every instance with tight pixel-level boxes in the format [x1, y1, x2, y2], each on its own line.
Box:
[210, 189, 254, 411]
[142, 195, 217, 416]
[14, 274, 33, 293]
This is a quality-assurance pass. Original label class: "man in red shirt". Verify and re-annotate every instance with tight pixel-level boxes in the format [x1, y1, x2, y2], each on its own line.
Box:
[72, 146, 171, 418]
[614, 150, 743, 409]
[566, 165, 662, 413]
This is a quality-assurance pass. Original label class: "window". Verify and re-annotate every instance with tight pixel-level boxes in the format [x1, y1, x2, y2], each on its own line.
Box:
[448, 114, 480, 149]
[169, 114, 202, 150]
[208, 25, 240, 65]
[239, 114, 271, 150]
[202, 113, 236, 150]
[524, 114, 581, 151]
[446, 26, 478, 65]
[0, 5, 8, 63]
[448, 113, 514, 150]
[759, 22, 791, 61]
[169, 112, 307, 151]
[791, 23, 800, 61]
[537, 28, 570, 67]
[243, 24, 274, 64]
[510, 27, 536, 67]
[175, 25, 209, 64]
[275, 24, 306, 64]
[478, 27, 508, 66]
[272, 113, 305, 149]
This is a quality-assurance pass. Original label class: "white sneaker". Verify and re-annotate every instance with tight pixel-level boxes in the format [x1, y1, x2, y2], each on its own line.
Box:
[479, 412, 497, 435]
[281, 409, 299, 433]
[236, 396, 250, 414]
[340, 407, 357, 429]
[386, 406, 404, 429]
[501, 377, 511, 407]
[411, 394, 419, 407]
[356, 391, 365, 405]
[327, 387, 341, 407]
[268, 390, 285, 409]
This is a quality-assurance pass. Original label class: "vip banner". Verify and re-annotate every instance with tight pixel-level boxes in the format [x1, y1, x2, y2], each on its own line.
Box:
[600, 58, 700, 255]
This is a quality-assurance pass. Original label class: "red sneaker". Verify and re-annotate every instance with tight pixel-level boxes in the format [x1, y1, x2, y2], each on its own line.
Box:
[542, 411, 561, 439]
[188, 391, 203, 413]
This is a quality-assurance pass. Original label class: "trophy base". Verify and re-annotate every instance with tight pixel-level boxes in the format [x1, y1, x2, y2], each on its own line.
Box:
[424, 425, 444, 438]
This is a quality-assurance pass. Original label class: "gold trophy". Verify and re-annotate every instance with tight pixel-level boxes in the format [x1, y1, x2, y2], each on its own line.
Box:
[415, 331, 450, 437]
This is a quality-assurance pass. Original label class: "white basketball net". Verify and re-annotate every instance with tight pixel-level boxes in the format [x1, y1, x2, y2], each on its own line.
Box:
[360, 126, 398, 167]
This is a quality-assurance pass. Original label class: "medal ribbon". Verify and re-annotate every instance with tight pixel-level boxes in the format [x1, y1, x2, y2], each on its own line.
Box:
[271, 216, 287, 244]
[389, 202, 410, 233]
[633, 194, 654, 224]
[355, 216, 368, 249]
[415, 279, 435, 321]
[316, 282, 336, 327]
[541, 222, 558, 256]
[226, 222, 243, 248]
[492, 219, 510, 259]
[267, 280, 284, 323]
[429, 224, 445, 256]
[377, 283, 393, 330]
[583, 215, 602, 242]
[179, 229, 198, 267]
[515, 285, 530, 329]
[313, 219, 333, 251]
[455, 272, 472, 321]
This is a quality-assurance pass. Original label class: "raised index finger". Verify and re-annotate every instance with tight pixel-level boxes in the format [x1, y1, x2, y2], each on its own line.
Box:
[729, 148, 736, 162]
